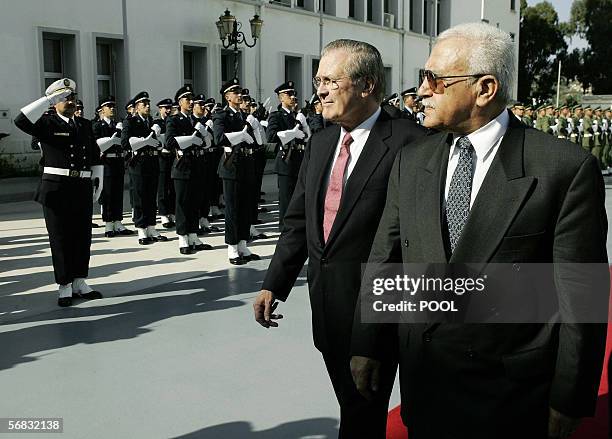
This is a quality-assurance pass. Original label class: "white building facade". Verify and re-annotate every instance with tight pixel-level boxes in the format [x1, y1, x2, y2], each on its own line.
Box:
[0, 0, 519, 170]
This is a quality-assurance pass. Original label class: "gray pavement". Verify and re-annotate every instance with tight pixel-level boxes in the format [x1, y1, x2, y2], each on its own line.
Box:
[1, 173, 611, 438]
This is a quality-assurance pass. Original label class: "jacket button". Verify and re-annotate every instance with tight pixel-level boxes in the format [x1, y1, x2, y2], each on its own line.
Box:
[466, 347, 475, 358]
[70, 154, 74, 157]
[513, 263, 520, 272]
[321, 257, 328, 264]
[423, 333, 432, 342]
[404, 239, 409, 248]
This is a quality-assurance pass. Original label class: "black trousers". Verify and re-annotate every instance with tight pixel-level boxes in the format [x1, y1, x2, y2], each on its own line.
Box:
[254, 149, 267, 198]
[101, 158, 125, 222]
[198, 154, 214, 220]
[130, 170, 159, 229]
[42, 180, 93, 285]
[223, 156, 256, 245]
[210, 150, 223, 206]
[157, 153, 175, 216]
[322, 350, 397, 439]
[278, 174, 298, 231]
[174, 175, 204, 236]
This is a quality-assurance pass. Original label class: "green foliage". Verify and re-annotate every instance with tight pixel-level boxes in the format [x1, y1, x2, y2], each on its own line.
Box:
[567, 0, 612, 93]
[518, 1, 567, 101]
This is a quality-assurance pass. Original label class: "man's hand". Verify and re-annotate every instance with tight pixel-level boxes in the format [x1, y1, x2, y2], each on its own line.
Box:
[253, 290, 283, 328]
[350, 356, 382, 401]
[548, 407, 580, 439]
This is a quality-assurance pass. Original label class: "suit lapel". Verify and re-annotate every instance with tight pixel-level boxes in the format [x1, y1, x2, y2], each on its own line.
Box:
[450, 115, 535, 263]
[416, 132, 452, 263]
[324, 114, 391, 248]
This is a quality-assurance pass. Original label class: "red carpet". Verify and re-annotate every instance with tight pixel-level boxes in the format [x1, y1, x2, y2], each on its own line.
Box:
[386, 278, 612, 439]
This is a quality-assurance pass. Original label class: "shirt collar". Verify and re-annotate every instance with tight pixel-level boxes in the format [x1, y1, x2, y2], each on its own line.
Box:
[57, 113, 74, 124]
[451, 109, 509, 161]
[282, 106, 292, 114]
[139, 114, 148, 122]
[340, 107, 381, 144]
[103, 117, 112, 125]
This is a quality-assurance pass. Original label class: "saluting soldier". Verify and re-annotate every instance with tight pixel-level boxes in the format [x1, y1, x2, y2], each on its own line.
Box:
[191, 93, 218, 235]
[307, 93, 325, 133]
[121, 91, 167, 245]
[14, 78, 104, 307]
[166, 86, 214, 254]
[212, 78, 260, 265]
[267, 81, 307, 230]
[93, 95, 134, 238]
[400, 87, 418, 121]
[153, 98, 176, 229]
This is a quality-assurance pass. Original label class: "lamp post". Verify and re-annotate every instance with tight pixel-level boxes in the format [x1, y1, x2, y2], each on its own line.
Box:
[216, 9, 263, 78]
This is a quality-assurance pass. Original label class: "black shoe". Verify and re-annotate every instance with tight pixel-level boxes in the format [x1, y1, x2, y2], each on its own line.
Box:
[259, 198, 266, 203]
[258, 207, 269, 213]
[254, 219, 263, 225]
[75, 291, 103, 300]
[250, 233, 268, 241]
[117, 228, 136, 235]
[104, 231, 116, 238]
[242, 253, 261, 261]
[151, 235, 169, 242]
[58, 297, 73, 307]
[139, 237, 155, 245]
[260, 191, 266, 196]
[180, 246, 196, 255]
[209, 225, 221, 232]
[91, 223, 100, 228]
[229, 256, 247, 265]
[192, 243, 213, 251]
[161, 221, 175, 229]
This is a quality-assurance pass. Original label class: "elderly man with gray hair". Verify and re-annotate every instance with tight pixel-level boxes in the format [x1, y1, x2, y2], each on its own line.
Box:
[253, 39, 426, 437]
[350, 22, 608, 439]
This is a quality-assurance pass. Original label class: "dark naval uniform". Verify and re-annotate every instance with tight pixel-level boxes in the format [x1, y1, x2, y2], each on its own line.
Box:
[153, 98, 175, 227]
[267, 106, 305, 230]
[121, 92, 160, 238]
[15, 106, 101, 287]
[93, 98, 125, 232]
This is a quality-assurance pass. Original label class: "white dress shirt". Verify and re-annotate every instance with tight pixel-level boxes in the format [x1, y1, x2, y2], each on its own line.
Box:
[57, 113, 75, 125]
[444, 109, 510, 207]
[328, 107, 381, 186]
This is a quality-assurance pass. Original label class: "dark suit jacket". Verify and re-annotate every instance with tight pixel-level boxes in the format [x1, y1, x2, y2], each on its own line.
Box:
[262, 110, 426, 355]
[352, 112, 609, 436]
[14, 112, 100, 208]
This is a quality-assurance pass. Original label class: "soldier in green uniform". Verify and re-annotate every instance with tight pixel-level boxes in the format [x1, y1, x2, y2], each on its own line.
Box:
[522, 105, 534, 127]
[556, 105, 570, 139]
[535, 105, 551, 133]
[569, 105, 581, 144]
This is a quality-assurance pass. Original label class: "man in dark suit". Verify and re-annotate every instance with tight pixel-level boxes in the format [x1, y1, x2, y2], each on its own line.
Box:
[14, 78, 104, 307]
[350, 23, 608, 439]
[253, 40, 426, 438]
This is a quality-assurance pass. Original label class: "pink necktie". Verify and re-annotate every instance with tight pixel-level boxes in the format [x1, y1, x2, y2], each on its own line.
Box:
[323, 132, 354, 243]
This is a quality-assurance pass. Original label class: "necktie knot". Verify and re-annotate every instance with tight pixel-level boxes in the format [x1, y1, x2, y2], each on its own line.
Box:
[457, 136, 472, 151]
[341, 132, 354, 152]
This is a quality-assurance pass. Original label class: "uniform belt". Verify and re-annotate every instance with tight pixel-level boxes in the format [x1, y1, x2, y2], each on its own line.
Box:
[293, 145, 305, 151]
[584, 134, 593, 137]
[135, 150, 159, 156]
[104, 152, 124, 158]
[161, 149, 172, 154]
[238, 148, 253, 156]
[44, 166, 92, 178]
[177, 149, 205, 157]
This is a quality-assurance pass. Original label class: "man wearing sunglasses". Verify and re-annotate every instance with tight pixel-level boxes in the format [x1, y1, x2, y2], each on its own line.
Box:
[254, 40, 425, 438]
[350, 22, 607, 439]
[15, 78, 104, 307]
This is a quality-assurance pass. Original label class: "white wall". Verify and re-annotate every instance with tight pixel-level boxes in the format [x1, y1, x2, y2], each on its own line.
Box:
[0, 0, 519, 170]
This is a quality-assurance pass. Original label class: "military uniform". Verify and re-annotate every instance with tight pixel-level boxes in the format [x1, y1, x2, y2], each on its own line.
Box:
[581, 108, 594, 152]
[14, 78, 103, 306]
[92, 95, 134, 238]
[203, 98, 224, 220]
[164, 87, 213, 253]
[153, 98, 176, 228]
[121, 91, 165, 245]
[212, 78, 260, 264]
[267, 81, 307, 230]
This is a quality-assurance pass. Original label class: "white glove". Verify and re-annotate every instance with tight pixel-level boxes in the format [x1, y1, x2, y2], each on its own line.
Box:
[224, 146, 233, 153]
[277, 124, 305, 145]
[91, 165, 104, 203]
[96, 133, 121, 153]
[21, 89, 71, 123]
[241, 125, 254, 144]
[296, 112, 311, 140]
[151, 124, 162, 136]
[129, 132, 157, 151]
[205, 119, 214, 129]
[202, 130, 213, 148]
[116, 122, 124, 130]
[260, 120, 268, 128]
[174, 133, 202, 150]
[158, 133, 166, 147]
[194, 122, 207, 137]
[246, 115, 263, 145]
[550, 123, 559, 134]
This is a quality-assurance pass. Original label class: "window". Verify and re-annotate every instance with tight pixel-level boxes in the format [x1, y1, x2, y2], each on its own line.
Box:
[285, 55, 303, 101]
[296, 0, 305, 7]
[349, 0, 355, 18]
[409, 0, 423, 33]
[221, 49, 242, 84]
[384, 66, 392, 97]
[43, 37, 63, 89]
[96, 42, 115, 104]
[322, 0, 336, 15]
[511, 0, 516, 11]
[183, 45, 208, 93]
[367, 0, 373, 21]
[183, 50, 194, 86]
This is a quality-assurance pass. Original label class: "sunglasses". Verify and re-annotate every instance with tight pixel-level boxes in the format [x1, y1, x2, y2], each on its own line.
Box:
[418, 69, 487, 94]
